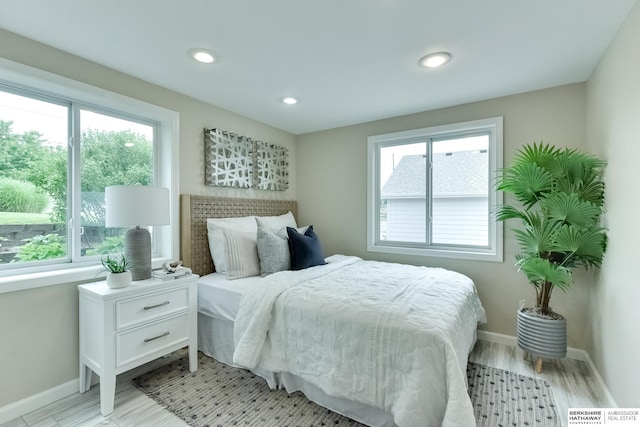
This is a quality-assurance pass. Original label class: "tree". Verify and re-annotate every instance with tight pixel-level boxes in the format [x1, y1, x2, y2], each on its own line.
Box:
[27, 145, 67, 222]
[80, 129, 152, 192]
[79, 129, 152, 225]
[0, 120, 47, 182]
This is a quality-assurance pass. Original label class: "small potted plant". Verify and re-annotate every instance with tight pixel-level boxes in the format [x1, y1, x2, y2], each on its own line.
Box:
[101, 253, 132, 289]
[496, 142, 607, 372]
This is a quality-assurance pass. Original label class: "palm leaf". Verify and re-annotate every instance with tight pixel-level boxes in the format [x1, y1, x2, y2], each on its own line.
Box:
[513, 213, 559, 255]
[577, 178, 605, 206]
[547, 149, 582, 182]
[556, 225, 607, 268]
[494, 204, 526, 222]
[498, 163, 553, 207]
[517, 257, 573, 292]
[511, 142, 560, 167]
[565, 149, 607, 171]
[544, 193, 601, 226]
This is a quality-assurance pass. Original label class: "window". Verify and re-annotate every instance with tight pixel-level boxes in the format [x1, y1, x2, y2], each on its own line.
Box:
[0, 60, 178, 283]
[367, 117, 503, 262]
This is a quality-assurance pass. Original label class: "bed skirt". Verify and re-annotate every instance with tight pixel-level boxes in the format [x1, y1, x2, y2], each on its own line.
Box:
[197, 313, 397, 427]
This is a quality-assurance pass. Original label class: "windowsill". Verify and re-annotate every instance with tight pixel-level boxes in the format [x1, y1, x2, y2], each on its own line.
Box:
[0, 257, 172, 294]
[367, 243, 503, 263]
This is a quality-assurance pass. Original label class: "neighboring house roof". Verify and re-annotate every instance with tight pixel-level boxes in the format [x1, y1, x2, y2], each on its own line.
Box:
[381, 151, 488, 198]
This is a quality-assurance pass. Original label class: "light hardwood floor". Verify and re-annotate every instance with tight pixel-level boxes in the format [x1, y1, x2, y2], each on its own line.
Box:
[1, 340, 611, 427]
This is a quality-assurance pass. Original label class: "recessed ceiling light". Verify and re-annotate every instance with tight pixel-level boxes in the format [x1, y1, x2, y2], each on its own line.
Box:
[418, 52, 451, 68]
[189, 49, 215, 64]
[282, 97, 298, 105]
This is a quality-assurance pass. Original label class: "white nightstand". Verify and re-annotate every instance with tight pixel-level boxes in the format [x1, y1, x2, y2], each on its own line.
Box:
[78, 274, 198, 416]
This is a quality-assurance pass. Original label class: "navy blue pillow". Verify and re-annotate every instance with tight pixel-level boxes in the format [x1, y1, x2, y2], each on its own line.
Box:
[286, 225, 326, 270]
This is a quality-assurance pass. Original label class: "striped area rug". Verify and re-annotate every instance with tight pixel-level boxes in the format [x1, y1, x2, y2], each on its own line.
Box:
[133, 352, 559, 427]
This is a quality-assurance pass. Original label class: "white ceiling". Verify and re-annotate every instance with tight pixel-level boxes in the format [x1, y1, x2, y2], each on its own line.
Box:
[1, 1, 636, 135]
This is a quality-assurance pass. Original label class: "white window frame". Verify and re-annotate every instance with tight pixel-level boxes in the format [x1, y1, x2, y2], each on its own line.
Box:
[367, 117, 503, 262]
[0, 58, 179, 292]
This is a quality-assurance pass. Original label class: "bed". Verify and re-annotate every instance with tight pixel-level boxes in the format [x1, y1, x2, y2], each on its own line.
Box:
[180, 194, 487, 427]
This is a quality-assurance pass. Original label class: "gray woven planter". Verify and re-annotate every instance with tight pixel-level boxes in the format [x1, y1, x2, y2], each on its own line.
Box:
[516, 309, 567, 361]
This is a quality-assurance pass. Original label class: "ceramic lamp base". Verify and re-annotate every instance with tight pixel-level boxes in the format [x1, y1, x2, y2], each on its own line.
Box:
[124, 226, 151, 281]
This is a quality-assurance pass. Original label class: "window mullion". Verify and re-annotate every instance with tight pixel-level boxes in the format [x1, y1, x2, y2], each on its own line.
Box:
[375, 143, 382, 245]
[425, 139, 433, 246]
[69, 104, 82, 261]
[151, 122, 162, 255]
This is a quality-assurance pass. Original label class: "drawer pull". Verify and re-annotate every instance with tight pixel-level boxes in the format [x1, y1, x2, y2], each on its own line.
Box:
[144, 331, 170, 343]
[143, 301, 170, 310]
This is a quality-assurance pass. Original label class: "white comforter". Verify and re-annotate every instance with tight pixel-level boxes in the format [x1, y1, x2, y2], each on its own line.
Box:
[233, 255, 486, 427]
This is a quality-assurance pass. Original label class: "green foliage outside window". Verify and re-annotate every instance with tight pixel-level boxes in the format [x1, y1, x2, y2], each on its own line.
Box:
[14, 234, 66, 262]
[0, 178, 48, 213]
[85, 236, 125, 256]
[0, 121, 47, 183]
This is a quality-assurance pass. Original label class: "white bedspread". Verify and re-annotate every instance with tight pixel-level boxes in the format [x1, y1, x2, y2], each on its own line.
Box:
[233, 255, 486, 427]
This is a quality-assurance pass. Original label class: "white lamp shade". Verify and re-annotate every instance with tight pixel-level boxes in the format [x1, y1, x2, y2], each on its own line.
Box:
[105, 186, 170, 227]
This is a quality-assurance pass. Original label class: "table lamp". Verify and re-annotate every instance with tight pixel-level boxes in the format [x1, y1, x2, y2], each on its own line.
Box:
[105, 185, 170, 280]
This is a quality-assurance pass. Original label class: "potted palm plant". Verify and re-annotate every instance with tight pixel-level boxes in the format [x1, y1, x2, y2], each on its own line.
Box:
[496, 142, 607, 372]
[101, 253, 132, 289]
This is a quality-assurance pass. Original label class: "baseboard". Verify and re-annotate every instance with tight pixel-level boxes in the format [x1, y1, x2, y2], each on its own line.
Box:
[477, 330, 587, 360]
[581, 351, 618, 408]
[0, 379, 78, 424]
[477, 330, 617, 407]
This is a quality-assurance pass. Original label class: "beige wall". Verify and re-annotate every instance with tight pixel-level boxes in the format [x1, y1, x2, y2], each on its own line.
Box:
[0, 29, 296, 408]
[296, 83, 591, 347]
[586, 2, 640, 407]
[0, 283, 79, 406]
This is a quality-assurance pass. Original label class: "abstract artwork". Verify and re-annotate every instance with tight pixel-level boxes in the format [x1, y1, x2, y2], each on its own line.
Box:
[205, 128, 289, 191]
[205, 129, 253, 188]
[254, 140, 289, 191]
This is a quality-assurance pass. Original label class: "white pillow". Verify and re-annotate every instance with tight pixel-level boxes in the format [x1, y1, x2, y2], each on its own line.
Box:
[255, 211, 297, 232]
[206, 216, 257, 273]
[223, 229, 260, 280]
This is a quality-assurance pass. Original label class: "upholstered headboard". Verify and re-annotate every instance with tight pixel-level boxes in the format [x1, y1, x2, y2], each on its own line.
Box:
[180, 194, 297, 276]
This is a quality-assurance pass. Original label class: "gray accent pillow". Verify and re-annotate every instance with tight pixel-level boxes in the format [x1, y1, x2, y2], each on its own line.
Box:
[256, 225, 308, 276]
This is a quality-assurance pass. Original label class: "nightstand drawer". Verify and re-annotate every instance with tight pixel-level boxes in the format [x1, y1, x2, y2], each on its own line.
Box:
[116, 287, 189, 329]
[116, 314, 189, 367]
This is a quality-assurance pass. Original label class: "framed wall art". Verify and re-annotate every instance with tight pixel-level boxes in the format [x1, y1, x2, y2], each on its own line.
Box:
[204, 129, 253, 188]
[204, 128, 289, 191]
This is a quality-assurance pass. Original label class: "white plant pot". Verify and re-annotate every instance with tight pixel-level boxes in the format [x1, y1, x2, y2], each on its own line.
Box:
[106, 271, 132, 289]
